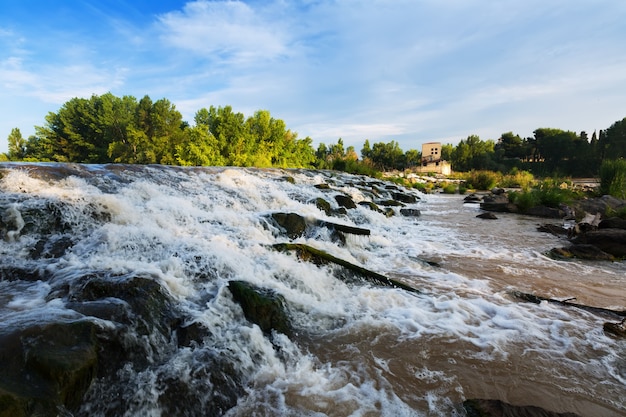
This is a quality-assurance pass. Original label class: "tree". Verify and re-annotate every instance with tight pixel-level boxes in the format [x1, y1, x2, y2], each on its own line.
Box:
[604, 117, 626, 159]
[7, 127, 26, 160]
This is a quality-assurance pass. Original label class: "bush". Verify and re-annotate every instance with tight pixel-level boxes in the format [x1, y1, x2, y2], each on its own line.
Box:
[509, 190, 539, 212]
[442, 183, 457, 194]
[499, 169, 535, 190]
[462, 170, 500, 191]
[599, 159, 626, 199]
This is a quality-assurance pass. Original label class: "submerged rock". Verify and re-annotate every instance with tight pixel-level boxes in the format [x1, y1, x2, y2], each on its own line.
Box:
[463, 399, 581, 417]
[476, 212, 498, 220]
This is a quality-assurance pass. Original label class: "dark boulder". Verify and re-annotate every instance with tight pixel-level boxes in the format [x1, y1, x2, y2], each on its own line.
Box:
[549, 245, 615, 261]
[392, 191, 419, 204]
[228, 280, 291, 336]
[270, 212, 307, 239]
[315, 197, 332, 216]
[480, 193, 517, 213]
[477, 212, 498, 220]
[0, 320, 99, 417]
[537, 224, 569, 235]
[526, 205, 564, 218]
[463, 399, 581, 417]
[464, 194, 482, 203]
[400, 208, 421, 217]
[603, 320, 626, 338]
[377, 199, 406, 207]
[571, 228, 626, 258]
[599, 216, 626, 230]
[335, 194, 357, 209]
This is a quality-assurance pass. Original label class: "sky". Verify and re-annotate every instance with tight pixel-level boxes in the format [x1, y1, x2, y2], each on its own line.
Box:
[1, 0, 626, 155]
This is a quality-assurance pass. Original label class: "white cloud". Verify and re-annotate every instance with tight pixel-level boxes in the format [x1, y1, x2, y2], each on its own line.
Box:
[157, 0, 291, 65]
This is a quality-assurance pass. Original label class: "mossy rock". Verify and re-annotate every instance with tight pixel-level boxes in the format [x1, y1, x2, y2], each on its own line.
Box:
[272, 243, 420, 294]
[270, 212, 307, 239]
[228, 280, 291, 336]
[315, 197, 332, 216]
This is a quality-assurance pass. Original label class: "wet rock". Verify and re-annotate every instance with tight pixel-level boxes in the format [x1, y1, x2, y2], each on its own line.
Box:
[572, 195, 626, 218]
[548, 245, 615, 261]
[315, 197, 332, 216]
[526, 205, 564, 218]
[30, 235, 74, 259]
[463, 399, 581, 417]
[491, 187, 506, 195]
[377, 199, 406, 207]
[359, 200, 383, 213]
[335, 194, 357, 209]
[0, 320, 98, 416]
[228, 280, 291, 336]
[537, 224, 569, 235]
[392, 191, 419, 204]
[400, 208, 421, 217]
[599, 216, 626, 230]
[480, 194, 518, 213]
[70, 274, 179, 339]
[271, 212, 307, 239]
[571, 229, 626, 258]
[317, 220, 370, 236]
[464, 194, 482, 203]
[272, 243, 420, 294]
[477, 212, 498, 220]
[603, 320, 626, 338]
[314, 183, 331, 190]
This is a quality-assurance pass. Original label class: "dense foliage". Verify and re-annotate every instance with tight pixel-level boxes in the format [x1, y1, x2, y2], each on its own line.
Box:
[8, 93, 315, 168]
[3, 93, 625, 186]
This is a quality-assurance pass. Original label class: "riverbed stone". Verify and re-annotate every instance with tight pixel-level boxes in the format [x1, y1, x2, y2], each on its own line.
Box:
[571, 228, 626, 258]
[463, 399, 581, 417]
[271, 212, 307, 239]
[335, 194, 357, 209]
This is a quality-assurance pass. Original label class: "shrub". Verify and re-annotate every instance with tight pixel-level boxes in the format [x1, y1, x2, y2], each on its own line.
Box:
[499, 169, 535, 190]
[462, 170, 500, 191]
[509, 190, 539, 213]
[599, 159, 626, 199]
[442, 183, 457, 194]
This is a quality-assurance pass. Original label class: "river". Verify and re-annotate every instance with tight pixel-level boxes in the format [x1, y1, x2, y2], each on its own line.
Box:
[0, 163, 624, 416]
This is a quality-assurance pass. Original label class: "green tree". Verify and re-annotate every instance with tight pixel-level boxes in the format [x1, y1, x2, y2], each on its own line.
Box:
[604, 117, 626, 159]
[7, 127, 26, 160]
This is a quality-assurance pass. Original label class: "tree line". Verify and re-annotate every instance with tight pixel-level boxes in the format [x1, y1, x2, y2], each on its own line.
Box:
[3, 92, 626, 177]
[4, 93, 315, 168]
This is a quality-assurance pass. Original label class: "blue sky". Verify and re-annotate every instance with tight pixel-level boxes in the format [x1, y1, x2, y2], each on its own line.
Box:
[2, 0, 626, 155]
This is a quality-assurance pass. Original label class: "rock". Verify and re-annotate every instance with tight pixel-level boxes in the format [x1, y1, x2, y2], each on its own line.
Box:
[477, 212, 498, 220]
[572, 195, 626, 218]
[392, 191, 419, 204]
[480, 201, 518, 213]
[571, 229, 626, 258]
[537, 224, 569, 235]
[315, 197, 332, 216]
[463, 399, 581, 417]
[272, 243, 420, 294]
[599, 216, 626, 230]
[400, 208, 421, 217]
[335, 194, 357, 209]
[270, 212, 307, 239]
[491, 187, 506, 195]
[0, 320, 99, 416]
[317, 220, 370, 236]
[228, 280, 291, 336]
[603, 320, 626, 338]
[526, 205, 564, 218]
[549, 245, 615, 261]
[314, 183, 331, 190]
[358, 201, 382, 213]
[377, 199, 406, 207]
[464, 194, 482, 203]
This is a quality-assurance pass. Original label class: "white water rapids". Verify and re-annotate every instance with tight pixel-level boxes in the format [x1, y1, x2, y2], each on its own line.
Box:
[0, 163, 624, 416]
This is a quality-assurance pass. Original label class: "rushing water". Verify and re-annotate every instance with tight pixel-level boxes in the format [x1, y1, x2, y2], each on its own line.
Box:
[0, 163, 624, 416]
